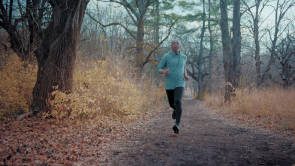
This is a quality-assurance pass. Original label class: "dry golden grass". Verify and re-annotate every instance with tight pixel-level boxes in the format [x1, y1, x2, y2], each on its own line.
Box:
[49, 56, 166, 120]
[0, 54, 37, 119]
[0, 53, 165, 120]
[205, 87, 295, 131]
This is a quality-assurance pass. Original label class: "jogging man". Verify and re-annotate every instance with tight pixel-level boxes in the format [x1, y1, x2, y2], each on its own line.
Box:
[158, 40, 189, 134]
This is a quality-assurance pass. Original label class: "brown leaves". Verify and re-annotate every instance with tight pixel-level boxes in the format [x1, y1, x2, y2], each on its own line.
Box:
[0, 117, 129, 165]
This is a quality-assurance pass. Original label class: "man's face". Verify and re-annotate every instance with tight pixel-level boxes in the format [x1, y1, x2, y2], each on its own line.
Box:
[171, 41, 180, 54]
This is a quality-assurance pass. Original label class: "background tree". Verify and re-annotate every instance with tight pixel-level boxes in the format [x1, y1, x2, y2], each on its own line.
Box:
[173, 0, 221, 98]
[276, 33, 295, 87]
[87, 0, 175, 72]
[207, 0, 217, 92]
[232, 0, 241, 87]
[81, 2, 129, 59]
[242, 0, 271, 86]
[261, 0, 295, 85]
[220, 0, 234, 102]
[196, 0, 207, 100]
[219, 0, 241, 102]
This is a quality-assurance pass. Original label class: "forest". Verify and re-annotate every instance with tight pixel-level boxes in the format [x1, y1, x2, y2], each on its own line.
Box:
[0, 0, 295, 165]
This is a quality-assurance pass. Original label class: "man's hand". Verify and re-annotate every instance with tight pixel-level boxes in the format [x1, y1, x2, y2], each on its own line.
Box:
[160, 69, 169, 75]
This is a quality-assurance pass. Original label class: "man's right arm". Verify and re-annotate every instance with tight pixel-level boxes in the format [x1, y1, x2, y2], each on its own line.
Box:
[158, 54, 169, 74]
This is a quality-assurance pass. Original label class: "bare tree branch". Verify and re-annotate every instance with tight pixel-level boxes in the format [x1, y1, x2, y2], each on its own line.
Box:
[261, 0, 295, 83]
[98, 0, 140, 20]
[241, 0, 255, 18]
[86, 12, 136, 39]
[125, 7, 137, 24]
[186, 68, 198, 81]
[141, 21, 176, 67]
[259, 0, 271, 16]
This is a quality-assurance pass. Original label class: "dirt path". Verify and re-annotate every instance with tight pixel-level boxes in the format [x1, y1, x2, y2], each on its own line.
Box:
[101, 99, 295, 166]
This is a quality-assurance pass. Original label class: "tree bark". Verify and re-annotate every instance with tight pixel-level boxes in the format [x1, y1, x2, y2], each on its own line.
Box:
[197, 0, 206, 100]
[31, 0, 89, 113]
[154, 0, 160, 47]
[254, 1, 262, 86]
[277, 34, 295, 88]
[281, 62, 292, 88]
[220, 0, 234, 102]
[208, 0, 214, 93]
[154, 0, 160, 62]
[232, 0, 241, 87]
[136, 17, 145, 70]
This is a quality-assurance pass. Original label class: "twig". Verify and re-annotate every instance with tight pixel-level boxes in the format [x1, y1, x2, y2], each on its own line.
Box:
[141, 21, 176, 67]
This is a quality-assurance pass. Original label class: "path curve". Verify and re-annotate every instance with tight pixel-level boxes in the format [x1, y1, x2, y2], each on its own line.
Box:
[103, 99, 295, 166]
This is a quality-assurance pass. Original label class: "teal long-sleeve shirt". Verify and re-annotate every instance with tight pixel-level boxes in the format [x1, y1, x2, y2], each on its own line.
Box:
[158, 51, 187, 90]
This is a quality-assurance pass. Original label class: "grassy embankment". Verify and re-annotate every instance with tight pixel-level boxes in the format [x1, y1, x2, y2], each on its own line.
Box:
[205, 87, 295, 132]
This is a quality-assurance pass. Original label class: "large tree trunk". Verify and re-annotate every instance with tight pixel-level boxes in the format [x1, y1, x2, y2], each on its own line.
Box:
[197, 0, 206, 100]
[220, 0, 234, 102]
[136, 18, 145, 70]
[254, 2, 262, 86]
[232, 0, 241, 88]
[154, 0, 160, 47]
[31, 0, 89, 114]
[208, 0, 214, 93]
[260, 0, 287, 85]
[261, 27, 279, 83]
[154, 0, 160, 62]
[281, 62, 292, 88]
